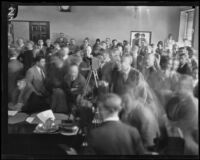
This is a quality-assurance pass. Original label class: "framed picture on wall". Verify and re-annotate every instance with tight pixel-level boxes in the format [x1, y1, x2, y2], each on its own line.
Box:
[130, 31, 152, 47]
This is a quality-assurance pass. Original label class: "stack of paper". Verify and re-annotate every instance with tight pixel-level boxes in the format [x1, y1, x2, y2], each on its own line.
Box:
[8, 110, 18, 116]
[36, 109, 55, 123]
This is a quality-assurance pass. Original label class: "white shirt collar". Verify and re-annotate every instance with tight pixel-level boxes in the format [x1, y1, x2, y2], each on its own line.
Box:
[10, 57, 17, 60]
[103, 116, 119, 122]
[36, 65, 41, 72]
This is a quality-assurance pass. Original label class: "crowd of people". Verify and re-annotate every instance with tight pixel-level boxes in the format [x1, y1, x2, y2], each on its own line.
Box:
[8, 32, 198, 155]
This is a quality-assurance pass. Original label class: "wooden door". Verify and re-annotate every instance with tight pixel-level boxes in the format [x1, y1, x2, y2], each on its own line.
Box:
[29, 21, 50, 44]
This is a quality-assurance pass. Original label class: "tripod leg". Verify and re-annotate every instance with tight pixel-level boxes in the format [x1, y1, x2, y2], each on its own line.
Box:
[84, 71, 92, 96]
[93, 71, 98, 88]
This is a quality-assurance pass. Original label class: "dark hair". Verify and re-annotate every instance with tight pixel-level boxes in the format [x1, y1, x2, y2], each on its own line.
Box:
[96, 38, 100, 42]
[35, 55, 45, 63]
[186, 46, 194, 55]
[157, 41, 163, 47]
[112, 39, 117, 43]
[117, 42, 123, 47]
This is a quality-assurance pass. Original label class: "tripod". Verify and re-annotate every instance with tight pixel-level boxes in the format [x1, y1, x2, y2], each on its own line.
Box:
[83, 68, 99, 97]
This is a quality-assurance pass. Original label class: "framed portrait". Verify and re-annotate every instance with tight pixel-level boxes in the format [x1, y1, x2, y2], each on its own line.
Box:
[130, 31, 152, 47]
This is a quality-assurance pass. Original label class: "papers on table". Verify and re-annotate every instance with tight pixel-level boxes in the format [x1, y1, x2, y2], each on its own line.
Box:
[26, 117, 35, 123]
[8, 112, 29, 124]
[36, 109, 55, 123]
[8, 110, 18, 116]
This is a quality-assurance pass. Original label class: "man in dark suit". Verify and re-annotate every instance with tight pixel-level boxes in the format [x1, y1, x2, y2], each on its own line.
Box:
[177, 53, 192, 76]
[84, 93, 146, 155]
[8, 48, 24, 103]
[111, 55, 147, 100]
[18, 41, 35, 75]
[64, 64, 86, 109]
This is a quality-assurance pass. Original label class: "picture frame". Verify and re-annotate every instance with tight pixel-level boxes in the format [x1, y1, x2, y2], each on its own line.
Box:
[130, 31, 152, 47]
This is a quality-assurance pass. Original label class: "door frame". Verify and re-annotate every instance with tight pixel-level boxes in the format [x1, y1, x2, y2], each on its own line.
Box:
[10, 20, 50, 42]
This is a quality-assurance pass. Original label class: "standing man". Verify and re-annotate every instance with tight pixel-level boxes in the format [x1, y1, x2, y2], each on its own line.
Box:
[85, 93, 146, 155]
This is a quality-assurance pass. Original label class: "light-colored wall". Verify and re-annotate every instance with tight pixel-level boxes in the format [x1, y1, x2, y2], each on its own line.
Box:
[13, 21, 29, 42]
[15, 6, 182, 45]
[193, 6, 199, 51]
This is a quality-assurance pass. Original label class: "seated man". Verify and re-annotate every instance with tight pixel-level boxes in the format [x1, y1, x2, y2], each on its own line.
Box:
[64, 64, 86, 113]
[177, 53, 192, 76]
[84, 93, 146, 155]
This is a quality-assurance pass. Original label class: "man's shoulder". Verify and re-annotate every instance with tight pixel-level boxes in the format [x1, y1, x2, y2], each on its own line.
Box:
[27, 65, 37, 73]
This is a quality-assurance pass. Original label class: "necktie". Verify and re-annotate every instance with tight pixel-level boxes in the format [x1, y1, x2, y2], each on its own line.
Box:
[40, 69, 45, 81]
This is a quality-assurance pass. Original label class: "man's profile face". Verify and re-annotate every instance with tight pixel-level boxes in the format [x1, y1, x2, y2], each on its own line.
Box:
[69, 66, 79, 80]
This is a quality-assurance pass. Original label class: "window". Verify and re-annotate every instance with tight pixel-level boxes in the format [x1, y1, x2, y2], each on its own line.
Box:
[178, 9, 195, 46]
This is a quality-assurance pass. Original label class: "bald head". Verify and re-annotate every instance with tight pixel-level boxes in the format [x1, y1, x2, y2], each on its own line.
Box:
[69, 64, 79, 80]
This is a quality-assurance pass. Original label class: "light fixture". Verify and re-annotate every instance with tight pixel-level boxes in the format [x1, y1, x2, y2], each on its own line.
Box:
[59, 6, 71, 12]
